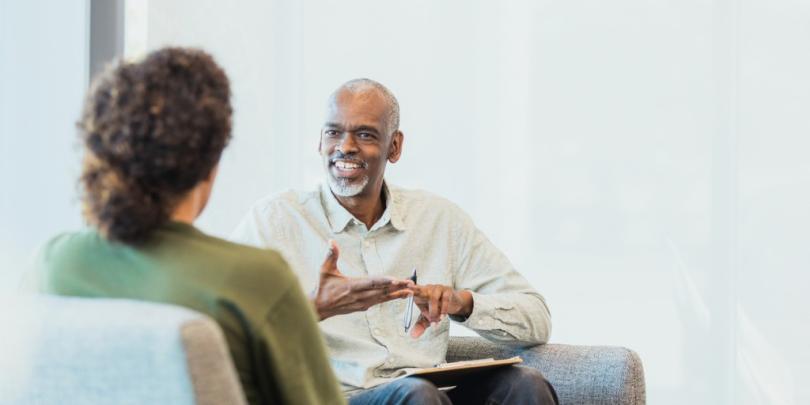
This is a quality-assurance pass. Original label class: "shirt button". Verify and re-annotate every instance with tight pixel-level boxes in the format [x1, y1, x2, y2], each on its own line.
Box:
[364, 240, 371, 247]
[373, 328, 383, 335]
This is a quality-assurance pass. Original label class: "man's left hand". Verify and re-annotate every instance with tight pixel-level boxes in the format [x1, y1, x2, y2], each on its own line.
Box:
[408, 284, 473, 338]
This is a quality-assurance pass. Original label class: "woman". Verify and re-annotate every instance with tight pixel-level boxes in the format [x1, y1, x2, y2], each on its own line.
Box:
[30, 47, 343, 405]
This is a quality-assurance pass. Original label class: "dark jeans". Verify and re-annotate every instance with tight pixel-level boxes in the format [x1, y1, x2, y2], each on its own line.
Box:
[348, 366, 559, 405]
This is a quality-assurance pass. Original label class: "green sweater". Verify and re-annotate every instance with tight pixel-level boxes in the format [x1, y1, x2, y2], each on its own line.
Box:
[31, 222, 345, 405]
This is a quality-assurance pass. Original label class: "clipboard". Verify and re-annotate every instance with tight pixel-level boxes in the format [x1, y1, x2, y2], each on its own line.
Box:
[400, 356, 523, 387]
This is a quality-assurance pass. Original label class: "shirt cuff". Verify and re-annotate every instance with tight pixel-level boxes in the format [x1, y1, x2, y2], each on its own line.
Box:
[450, 291, 514, 330]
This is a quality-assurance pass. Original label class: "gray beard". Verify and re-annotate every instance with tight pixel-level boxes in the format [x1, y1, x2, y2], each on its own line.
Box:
[328, 175, 369, 197]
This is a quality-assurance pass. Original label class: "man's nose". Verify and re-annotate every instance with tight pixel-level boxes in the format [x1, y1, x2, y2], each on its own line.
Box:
[336, 133, 359, 154]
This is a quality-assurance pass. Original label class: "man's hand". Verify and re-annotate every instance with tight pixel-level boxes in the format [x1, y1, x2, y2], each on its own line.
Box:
[408, 284, 473, 338]
[310, 240, 413, 321]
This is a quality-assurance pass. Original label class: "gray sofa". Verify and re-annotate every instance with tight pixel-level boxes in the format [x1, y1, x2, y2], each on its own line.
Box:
[447, 338, 645, 405]
[4, 296, 644, 404]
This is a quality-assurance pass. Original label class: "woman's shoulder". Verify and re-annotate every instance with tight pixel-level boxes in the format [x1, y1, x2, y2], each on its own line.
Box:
[28, 230, 108, 293]
[189, 229, 288, 268]
[191, 232, 299, 294]
[37, 229, 105, 265]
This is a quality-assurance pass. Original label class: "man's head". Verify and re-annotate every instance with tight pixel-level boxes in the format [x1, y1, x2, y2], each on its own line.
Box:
[319, 79, 403, 198]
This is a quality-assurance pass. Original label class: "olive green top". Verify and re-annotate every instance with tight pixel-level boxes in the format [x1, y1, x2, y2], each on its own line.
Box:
[30, 221, 345, 405]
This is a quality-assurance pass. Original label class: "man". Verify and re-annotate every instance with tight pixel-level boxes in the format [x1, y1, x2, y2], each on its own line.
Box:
[232, 79, 557, 404]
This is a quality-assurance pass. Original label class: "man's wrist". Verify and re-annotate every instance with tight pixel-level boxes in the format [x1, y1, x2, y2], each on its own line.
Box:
[452, 290, 474, 318]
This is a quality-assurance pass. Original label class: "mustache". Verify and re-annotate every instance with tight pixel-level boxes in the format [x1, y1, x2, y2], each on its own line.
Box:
[329, 151, 368, 167]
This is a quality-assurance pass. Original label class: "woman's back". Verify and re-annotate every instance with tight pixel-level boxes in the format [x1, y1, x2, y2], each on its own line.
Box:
[28, 47, 344, 405]
[31, 221, 343, 405]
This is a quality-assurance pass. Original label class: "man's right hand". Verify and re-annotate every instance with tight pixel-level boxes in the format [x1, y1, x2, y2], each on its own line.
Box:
[310, 240, 413, 321]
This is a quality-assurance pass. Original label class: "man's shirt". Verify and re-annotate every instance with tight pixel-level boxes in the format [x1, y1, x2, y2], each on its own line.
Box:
[231, 183, 552, 391]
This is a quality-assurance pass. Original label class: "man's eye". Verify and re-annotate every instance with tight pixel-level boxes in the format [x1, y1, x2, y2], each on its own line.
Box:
[325, 130, 339, 137]
[358, 132, 373, 139]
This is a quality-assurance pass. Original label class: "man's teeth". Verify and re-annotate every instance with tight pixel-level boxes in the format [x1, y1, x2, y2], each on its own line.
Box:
[335, 161, 362, 170]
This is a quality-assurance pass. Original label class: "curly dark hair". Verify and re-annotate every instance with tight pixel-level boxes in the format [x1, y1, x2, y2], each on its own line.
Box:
[79, 47, 232, 244]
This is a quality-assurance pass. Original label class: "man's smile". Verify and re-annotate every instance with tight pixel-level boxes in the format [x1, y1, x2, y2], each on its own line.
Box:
[330, 158, 367, 179]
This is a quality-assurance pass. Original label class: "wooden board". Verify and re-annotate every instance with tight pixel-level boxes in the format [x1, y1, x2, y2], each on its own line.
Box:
[401, 356, 523, 387]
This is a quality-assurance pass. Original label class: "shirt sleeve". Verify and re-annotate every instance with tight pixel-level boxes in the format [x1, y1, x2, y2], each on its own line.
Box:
[230, 201, 277, 249]
[450, 208, 552, 347]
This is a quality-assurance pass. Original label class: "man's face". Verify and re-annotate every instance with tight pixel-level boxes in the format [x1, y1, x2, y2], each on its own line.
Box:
[319, 90, 401, 198]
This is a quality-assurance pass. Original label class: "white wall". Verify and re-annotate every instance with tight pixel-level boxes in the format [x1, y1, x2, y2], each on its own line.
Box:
[0, 0, 87, 292]
[736, 1, 810, 402]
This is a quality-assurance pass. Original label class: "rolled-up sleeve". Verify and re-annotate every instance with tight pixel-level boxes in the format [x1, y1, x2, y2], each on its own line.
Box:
[451, 210, 552, 347]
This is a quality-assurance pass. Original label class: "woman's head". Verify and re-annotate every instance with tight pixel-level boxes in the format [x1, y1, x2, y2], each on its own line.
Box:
[79, 47, 232, 244]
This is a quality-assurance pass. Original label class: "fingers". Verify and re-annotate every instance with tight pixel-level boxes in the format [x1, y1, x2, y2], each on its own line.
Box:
[386, 289, 413, 301]
[429, 287, 443, 322]
[350, 276, 392, 291]
[326, 239, 339, 258]
[339, 290, 411, 314]
[350, 276, 412, 292]
[371, 289, 413, 307]
[409, 285, 454, 324]
[410, 314, 431, 338]
[320, 239, 340, 275]
[350, 286, 412, 306]
[440, 289, 451, 319]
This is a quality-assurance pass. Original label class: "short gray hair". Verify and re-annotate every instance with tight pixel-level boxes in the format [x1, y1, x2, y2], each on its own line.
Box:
[331, 78, 400, 133]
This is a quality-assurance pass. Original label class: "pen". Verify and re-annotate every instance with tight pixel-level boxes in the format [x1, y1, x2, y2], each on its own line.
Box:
[403, 267, 417, 332]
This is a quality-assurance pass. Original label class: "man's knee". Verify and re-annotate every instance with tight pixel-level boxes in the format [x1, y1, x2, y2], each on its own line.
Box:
[508, 366, 546, 383]
[392, 378, 449, 404]
[498, 366, 558, 404]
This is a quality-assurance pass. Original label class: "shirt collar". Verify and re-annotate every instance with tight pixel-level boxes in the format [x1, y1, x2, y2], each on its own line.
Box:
[320, 181, 407, 234]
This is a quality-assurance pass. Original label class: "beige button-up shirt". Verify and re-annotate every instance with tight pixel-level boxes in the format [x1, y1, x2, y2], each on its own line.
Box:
[231, 183, 551, 391]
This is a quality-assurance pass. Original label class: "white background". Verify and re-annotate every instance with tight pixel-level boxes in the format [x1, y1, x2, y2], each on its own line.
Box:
[0, 1, 86, 289]
[2, 0, 809, 403]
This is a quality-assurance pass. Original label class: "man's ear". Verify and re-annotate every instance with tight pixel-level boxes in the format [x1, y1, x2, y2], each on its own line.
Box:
[388, 131, 404, 163]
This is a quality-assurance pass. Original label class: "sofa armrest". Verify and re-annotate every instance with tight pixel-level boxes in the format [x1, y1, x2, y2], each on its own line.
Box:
[447, 337, 645, 405]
